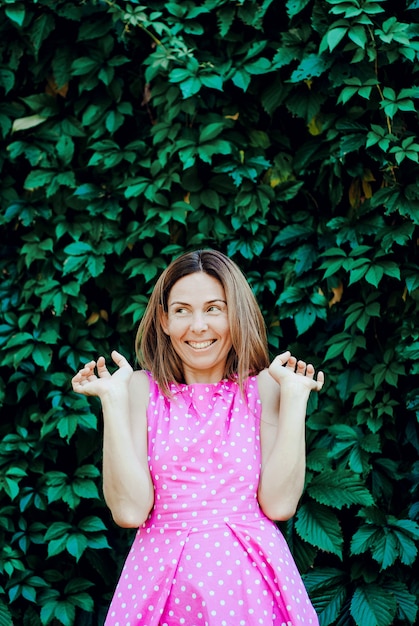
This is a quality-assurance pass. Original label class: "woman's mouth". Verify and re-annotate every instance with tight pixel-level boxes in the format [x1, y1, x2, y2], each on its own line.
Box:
[186, 340, 216, 350]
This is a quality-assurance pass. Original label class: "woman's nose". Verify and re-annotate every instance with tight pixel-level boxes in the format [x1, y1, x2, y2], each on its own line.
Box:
[190, 312, 208, 332]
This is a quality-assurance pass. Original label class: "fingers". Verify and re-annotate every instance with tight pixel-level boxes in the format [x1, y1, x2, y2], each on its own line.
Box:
[296, 359, 307, 375]
[300, 363, 325, 390]
[272, 351, 325, 390]
[71, 360, 96, 390]
[316, 370, 325, 390]
[276, 353, 309, 372]
[72, 360, 95, 382]
[71, 351, 133, 398]
[277, 353, 310, 374]
[276, 351, 291, 365]
[97, 355, 111, 378]
[111, 350, 133, 371]
[111, 350, 125, 365]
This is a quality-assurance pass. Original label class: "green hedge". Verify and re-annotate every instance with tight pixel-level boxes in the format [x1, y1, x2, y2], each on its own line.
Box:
[1, 0, 419, 624]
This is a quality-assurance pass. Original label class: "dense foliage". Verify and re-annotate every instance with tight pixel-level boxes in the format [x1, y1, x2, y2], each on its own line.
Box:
[1, 0, 419, 624]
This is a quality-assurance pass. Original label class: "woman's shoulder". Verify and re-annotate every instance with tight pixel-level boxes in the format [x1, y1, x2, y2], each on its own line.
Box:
[128, 369, 151, 403]
[130, 368, 151, 384]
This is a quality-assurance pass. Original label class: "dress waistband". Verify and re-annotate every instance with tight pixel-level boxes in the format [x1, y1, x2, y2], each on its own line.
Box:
[142, 508, 269, 531]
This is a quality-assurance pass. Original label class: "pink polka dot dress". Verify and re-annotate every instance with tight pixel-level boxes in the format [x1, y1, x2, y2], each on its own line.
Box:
[105, 374, 318, 626]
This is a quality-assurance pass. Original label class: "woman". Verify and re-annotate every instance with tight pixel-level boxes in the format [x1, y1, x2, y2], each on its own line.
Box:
[72, 249, 324, 625]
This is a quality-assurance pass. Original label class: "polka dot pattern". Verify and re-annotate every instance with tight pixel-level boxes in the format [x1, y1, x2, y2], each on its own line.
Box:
[105, 376, 318, 626]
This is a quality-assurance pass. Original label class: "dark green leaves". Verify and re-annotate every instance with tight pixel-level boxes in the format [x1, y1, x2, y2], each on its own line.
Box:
[308, 469, 374, 508]
[351, 584, 397, 626]
[296, 501, 344, 558]
[44, 516, 109, 561]
[1, 0, 419, 624]
[304, 567, 348, 625]
[351, 511, 419, 569]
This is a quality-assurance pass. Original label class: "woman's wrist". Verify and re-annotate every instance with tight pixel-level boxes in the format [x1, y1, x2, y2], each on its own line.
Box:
[100, 386, 130, 408]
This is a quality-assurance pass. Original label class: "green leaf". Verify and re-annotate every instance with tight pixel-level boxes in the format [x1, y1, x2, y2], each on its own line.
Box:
[200, 189, 220, 209]
[71, 56, 99, 76]
[351, 584, 397, 626]
[272, 224, 313, 246]
[65, 578, 95, 595]
[78, 17, 113, 40]
[85, 534, 110, 550]
[357, 526, 399, 568]
[73, 479, 99, 499]
[286, 0, 312, 17]
[290, 243, 317, 275]
[351, 514, 419, 569]
[308, 469, 374, 508]
[324, 332, 366, 363]
[0, 68, 15, 95]
[199, 122, 225, 143]
[12, 115, 47, 133]
[86, 255, 105, 277]
[47, 538, 67, 558]
[348, 24, 368, 48]
[200, 73, 223, 90]
[40, 600, 58, 625]
[74, 464, 100, 479]
[64, 241, 92, 256]
[48, 601, 75, 626]
[382, 580, 418, 624]
[30, 12, 56, 52]
[5, 3, 26, 26]
[78, 516, 107, 533]
[32, 344, 53, 369]
[391, 519, 419, 565]
[294, 301, 323, 335]
[23, 169, 55, 190]
[231, 68, 251, 91]
[364, 264, 384, 287]
[326, 25, 348, 52]
[295, 501, 343, 558]
[56, 414, 78, 441]
[44, 521, 71, 541]
[0, 601, 13, 626]
[245, 57, 271, 74]
[66, 534, 88, 561]
[304, 567, 348, 625]
[290, 54, 331, 82]
[179, 76, 202, 98]
[344, 298, 380, 332]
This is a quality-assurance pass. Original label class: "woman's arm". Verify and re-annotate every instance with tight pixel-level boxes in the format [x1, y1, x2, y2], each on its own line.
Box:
[72, 350, 154, 528]
[257, 351, 324, 521]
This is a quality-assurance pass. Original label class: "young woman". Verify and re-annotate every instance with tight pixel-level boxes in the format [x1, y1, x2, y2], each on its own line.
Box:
[72, 249, 324, 626]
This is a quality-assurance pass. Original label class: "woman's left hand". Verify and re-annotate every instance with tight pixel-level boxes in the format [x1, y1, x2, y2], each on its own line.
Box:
[268, 351, 324, 392]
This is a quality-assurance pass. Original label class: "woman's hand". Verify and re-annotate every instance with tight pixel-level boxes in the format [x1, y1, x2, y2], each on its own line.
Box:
[71, 350, 133, 398]
[268, 351, 324, 392]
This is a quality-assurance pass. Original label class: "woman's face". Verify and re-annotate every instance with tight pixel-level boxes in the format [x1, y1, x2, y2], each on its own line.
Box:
[160, 272, 232, 384]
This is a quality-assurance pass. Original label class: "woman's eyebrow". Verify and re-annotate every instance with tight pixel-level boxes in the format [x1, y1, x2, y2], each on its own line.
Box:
[169, 298, 227, 307]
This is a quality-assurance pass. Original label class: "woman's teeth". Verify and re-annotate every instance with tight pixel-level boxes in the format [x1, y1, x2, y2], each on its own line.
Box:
[187, 340, 214, 349]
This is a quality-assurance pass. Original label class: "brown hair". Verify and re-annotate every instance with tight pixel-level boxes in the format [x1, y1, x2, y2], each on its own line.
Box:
[135, 249, 269, 395]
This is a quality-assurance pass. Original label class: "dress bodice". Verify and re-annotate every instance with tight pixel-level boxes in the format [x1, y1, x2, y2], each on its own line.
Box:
[146, 376, 263, 525]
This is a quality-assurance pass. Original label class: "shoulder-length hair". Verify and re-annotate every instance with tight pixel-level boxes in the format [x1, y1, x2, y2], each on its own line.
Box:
[135, 249, 269, 396]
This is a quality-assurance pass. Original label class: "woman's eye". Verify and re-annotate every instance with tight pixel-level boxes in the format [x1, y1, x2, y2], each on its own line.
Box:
[207, 305, 221, 313]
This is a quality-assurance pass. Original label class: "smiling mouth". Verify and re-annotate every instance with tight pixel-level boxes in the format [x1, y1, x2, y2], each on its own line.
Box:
[186, 340, 216, 349]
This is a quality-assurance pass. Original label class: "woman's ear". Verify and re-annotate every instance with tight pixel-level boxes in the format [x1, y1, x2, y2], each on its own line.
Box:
[159, 305, 170, 335]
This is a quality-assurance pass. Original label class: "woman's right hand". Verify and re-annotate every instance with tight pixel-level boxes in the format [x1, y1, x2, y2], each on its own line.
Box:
[71, 350, 133, 398]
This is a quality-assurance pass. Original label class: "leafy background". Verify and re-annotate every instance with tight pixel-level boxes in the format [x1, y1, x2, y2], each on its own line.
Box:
[1, 0, 419, 625]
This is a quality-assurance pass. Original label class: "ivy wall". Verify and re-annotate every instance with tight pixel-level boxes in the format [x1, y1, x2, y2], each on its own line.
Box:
[1, 0, 419, 625]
